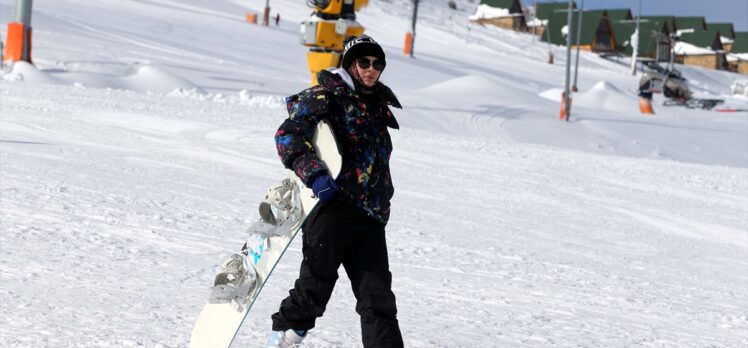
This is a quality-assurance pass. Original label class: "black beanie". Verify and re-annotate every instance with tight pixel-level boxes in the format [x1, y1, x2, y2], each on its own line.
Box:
[340, 35, 386, 70]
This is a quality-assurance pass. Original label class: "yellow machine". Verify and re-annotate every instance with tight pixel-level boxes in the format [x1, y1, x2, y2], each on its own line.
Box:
[301, 0, 368, 85]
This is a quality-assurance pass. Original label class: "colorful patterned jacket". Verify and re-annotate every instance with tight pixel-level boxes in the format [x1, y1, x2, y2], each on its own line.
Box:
[275, 69, 401, 224]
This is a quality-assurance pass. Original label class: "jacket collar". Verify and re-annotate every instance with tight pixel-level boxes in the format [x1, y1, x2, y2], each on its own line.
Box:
[319, 69, 402, 110]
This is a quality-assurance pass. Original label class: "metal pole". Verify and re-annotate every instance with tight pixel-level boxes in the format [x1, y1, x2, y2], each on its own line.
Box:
[563, 0, 573, 121]
[668, 33, 675, 72]
[630, 0, 642, 75]
[15, 0, 33, 62]
[572, 0, 584, 92]
[15, 0, 32, 23]
[410, 0, 419, 58]
[263, 0, 270, 26]
[532, 0, 536, 44]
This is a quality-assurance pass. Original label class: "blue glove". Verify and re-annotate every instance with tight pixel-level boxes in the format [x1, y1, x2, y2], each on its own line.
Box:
[311, 174, 339, 203]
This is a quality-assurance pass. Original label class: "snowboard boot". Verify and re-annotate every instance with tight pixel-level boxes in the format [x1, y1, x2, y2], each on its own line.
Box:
[266, 329, 307, 348]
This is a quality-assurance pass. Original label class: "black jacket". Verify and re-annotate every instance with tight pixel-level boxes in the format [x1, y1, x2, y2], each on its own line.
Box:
[275, 69, 401, 224]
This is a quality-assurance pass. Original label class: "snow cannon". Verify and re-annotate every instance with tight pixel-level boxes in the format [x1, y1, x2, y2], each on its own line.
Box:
[301, 0, 368, 85]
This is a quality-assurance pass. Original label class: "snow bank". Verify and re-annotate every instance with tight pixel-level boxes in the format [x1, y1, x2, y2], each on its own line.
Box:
[574, 81, 637, 111]
[414, 74, 536, 104]
[538, 81, 636, 112]
[2, 61, 205, 94]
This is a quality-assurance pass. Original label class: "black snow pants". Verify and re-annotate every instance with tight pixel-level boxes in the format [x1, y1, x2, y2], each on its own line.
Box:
[271, 198, 404, 348]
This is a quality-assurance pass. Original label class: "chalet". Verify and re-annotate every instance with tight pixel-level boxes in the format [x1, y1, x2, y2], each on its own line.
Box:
[676, 30, 726, 70]
[541, 10, 616, 53]
[590, 9, 632, 21]
[532, 1, 576, 39]
[674, 16, 707, 34]
[640, 16, 677, 33]
[469, 0, 527, 32]
[611, 20, 671, 61]
[727, 32, 748, 74]
[709, 23, 736, 51]
[535, 1, 576, 21]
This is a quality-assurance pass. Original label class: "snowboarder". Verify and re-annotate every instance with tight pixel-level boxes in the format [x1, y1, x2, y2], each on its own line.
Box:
[268, 34, 404, 348]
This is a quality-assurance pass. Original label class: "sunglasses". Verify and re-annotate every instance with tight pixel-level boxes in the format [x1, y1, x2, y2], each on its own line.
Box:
[356, 58, 386, 71]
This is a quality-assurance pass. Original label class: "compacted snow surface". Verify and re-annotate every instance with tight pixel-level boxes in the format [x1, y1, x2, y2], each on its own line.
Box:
[1, 0, 747, 347]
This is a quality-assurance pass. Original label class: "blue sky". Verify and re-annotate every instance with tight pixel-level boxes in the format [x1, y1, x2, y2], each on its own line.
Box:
[523, 0, 748, 31]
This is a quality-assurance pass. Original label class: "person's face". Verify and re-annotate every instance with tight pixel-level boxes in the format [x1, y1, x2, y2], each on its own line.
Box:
[354, 56, 385, 87]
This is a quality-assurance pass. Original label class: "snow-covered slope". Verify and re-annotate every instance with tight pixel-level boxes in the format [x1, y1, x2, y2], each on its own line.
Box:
[1, 0, 746, 347]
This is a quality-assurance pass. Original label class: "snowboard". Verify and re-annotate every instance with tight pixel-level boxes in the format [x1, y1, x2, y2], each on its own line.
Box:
[190, 119, 341, 348]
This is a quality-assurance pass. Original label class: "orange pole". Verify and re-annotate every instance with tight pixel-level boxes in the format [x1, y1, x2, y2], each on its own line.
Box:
[639, 97, 654, 115]
[403, 32, 412, 56]
[559, 93, 572, 121]
[3, 22, 26, 62]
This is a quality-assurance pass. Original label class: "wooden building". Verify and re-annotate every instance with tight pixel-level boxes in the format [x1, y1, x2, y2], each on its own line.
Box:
[532, 1, 576, 39]
[676, 31, 726, 70]
[640, 16, 677, 33]
[709, 23, 736, 51]
[727, 32, 748, 74]
[589, 8, 632, 22]
[611, 20, 671, 61]
[541, 9, 617, 53]
[470, 0, 527, 32]
[674, 16, 707, 34]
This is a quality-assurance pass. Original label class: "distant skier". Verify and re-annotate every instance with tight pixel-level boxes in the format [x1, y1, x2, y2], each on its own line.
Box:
[268, 34, 404, 348]
[275, 13, 280, 26]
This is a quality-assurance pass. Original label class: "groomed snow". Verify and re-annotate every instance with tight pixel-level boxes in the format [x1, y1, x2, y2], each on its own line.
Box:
[1, 0, 747, 347]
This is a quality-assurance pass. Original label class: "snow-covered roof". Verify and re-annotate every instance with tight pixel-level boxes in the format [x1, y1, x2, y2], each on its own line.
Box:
[526, 17, 548, 27]
[727, 53, 748, 62]
[673, 41, 715, 55]
[469, 4, 519, 20]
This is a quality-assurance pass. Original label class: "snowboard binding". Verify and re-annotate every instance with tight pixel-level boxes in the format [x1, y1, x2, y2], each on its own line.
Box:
[208, 254, 257, 307]
[249, 177, 304, 237]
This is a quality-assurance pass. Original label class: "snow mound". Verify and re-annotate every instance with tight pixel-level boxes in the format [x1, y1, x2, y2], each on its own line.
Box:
[575, 81, 637, 111]
[2, 61, 64, 84]
[166, 88, 285, 108]
[2, 62, 205, 95]
[539, 81, 637, 112]
[415, 74, 536, 105]
[538, 87, 564, 101]
[123, 65, 206, 94]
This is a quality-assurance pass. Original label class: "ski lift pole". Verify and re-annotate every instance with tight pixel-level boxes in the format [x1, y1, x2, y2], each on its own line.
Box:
[409, 0, 419, 58]
[562, 0, 573, 121]
[531, 0, 536, 44]
[263, 0, 270, 26]
[630, 0, 642, 75]
[3, 0, 33, 63]
[572, 0, 584, 92]
[668, 33, 676, 71]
